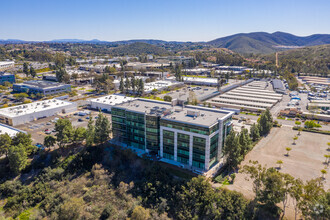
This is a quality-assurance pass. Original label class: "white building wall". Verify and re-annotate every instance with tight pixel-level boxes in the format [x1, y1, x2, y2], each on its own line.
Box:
[6, 103, 77, 126]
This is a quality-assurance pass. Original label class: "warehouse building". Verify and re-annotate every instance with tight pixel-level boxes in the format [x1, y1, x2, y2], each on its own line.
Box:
[0, 99, 77, 126]
[183, 77, 220, 86]
[144, 80, 183, 93]
[271, 79, 286, 94]
[0, 123, 27, 137]
[13, 80, 71, 95]
[89, 94, 135, 112]
[111, 98, 234, 172]
[0, 61, 15, 71]
[206, 81, 282, 112]
[307, 100, 330, 111]
[0, 72, 15, 85]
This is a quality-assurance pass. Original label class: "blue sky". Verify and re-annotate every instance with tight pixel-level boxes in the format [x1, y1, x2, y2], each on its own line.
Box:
[1, 0, 329, 41]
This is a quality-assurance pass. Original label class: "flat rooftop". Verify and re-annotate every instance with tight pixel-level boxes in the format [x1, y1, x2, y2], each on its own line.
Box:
[227, 91, 282, 100]
[90, 94, 135, 105]
[15, 80, 69, 89]
[183, 77, 218, 83]
[114, 99, 232, 127]
[0, 99, 75, 118]
[0, 123, 25, 137]
[144, 80, 182, 92]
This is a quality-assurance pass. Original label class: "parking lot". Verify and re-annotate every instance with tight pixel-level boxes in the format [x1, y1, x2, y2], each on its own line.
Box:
[226, 126, 330, 198]
[14, 109, 108, 145]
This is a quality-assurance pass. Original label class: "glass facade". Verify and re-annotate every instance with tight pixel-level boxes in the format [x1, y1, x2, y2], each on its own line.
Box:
[177, 133, 190, 165]
[160, 120, 212, 135]
[162, 130, 174, 160]
[112, 107, 146, 150]
[209, 134, 219, 168]
[146, 115, 160, 153]
[192, 136, 205, 169]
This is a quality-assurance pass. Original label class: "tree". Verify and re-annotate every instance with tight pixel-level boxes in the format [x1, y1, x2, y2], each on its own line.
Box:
[119, 78, 124, 93]
[12, 132, 34, 155]
[86, 117, 95, 147]
[293, 135, 298, 145]
[137, 79, 144, 96]
[0, 133, 11, 157]
[73, 127, 86, 145]
[94, 113, 111, 144]
[276, 160, 283, 169]
[289, 178, 303, 220]
[58, 197, 84, 220]
[131, 76, 136, 93]
[238, 128, 252, 155]
[258, 109, 273, 136]
[29, 66, 36, 78]
[327, 142, 330, 151]
[44, 135, 56, 149]
[8, 144, 27, 175]
[55, 119, 73, 148]
[131, 206, 150, 220]
[223, 130, 243, 170]
[125, 76, 130, 93]
[13, 93, 29, 102]
[304, 120, 321, 129]
[163, 95, 172, 102]
[23, 62, 29, 76]
[298, 127, 302, 136]
[250, 123, 260, 142]
[56, 68, 70, 83]
[321, 169, 327, 179]
[285, 147, 292, 156]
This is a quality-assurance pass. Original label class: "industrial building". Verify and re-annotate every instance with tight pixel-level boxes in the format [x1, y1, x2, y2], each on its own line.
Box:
[144, 80, 183, 93]
[0, 123, 26, 137]
[0, 99, 77, 126]
[307, 100, 330, 111]
[13, 80, 71, 95]
[207, 81, 283, 112]
[271, 79, 286, 94]
[299, 76, 330, 86]
[0, 61, 15, 71]
[183, 77, 220, 86]
[0, 72, 15, 85]
[111, 98, 234, 172]
[89, 94, 135, 112]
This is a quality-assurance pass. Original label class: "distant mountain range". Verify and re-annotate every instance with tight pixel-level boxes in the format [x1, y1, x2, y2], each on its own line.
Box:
[207, 32, 330, 54]
[1, 32, 330, 54]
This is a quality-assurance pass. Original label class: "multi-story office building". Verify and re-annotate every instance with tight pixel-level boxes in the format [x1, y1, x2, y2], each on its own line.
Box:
[0, 72, 15, 85]
[111, 98, 234, 172]
[13, 80, 71, 96]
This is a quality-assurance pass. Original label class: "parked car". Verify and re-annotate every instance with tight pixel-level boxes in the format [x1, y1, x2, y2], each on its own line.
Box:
[78, 118, 84, 122]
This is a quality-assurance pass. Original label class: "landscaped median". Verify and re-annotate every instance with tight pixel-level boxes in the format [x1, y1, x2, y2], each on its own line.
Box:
[292, 126, 330, 135]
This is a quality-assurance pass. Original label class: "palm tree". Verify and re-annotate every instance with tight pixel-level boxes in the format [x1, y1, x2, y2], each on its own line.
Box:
[327, 142, 330, 151]
[321, 169, 327, 179]
[293, 136, 298, 145]
[286, 147, 292, 156]
[276, 160, 283, 169]
[298, 127, 302, 136]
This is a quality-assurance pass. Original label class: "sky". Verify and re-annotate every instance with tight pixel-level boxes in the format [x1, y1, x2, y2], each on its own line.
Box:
[1, 0, 330, 42]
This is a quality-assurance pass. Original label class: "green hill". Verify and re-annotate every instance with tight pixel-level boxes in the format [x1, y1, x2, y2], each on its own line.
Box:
[208, 32, 330, 54]
[109, 42, 170, 56]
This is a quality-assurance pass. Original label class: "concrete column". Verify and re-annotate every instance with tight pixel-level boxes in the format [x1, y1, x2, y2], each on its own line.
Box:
[174, 131, 178, 161]
[160, 127, 163, 157]
[204, 136, 210, 170]
[189, 135, 193, 166]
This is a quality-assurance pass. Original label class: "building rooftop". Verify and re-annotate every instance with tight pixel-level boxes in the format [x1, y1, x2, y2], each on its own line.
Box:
[183, 77, 218, 84]
[0, 123, 25, 137]
[272, 79, 285, 91]
[114, 99, 232, 127]
[14, 80, 70, 89]
[90, 94, 135, 106]
[144, 80, 182, 92]
[0, 99, 75, 117]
